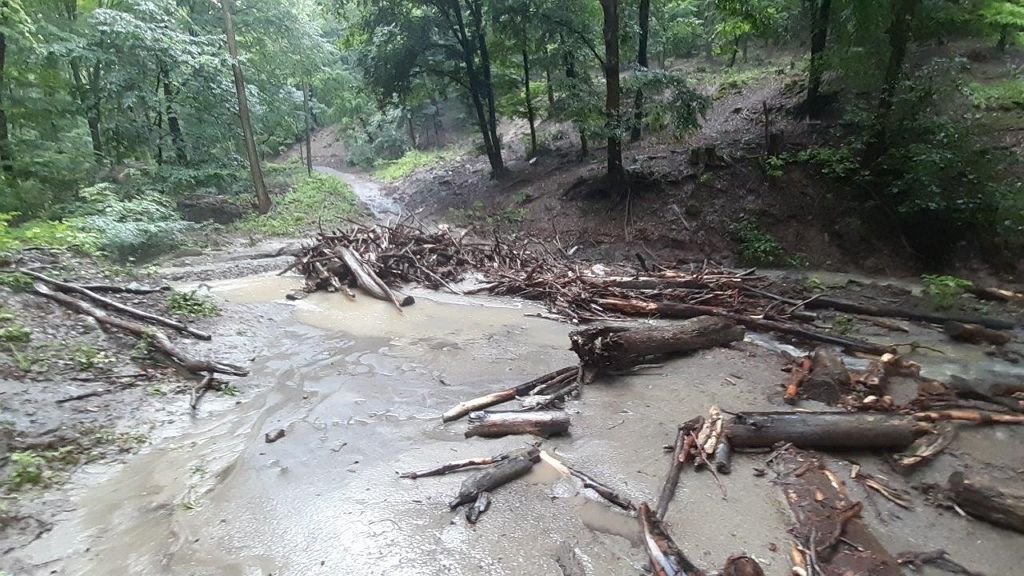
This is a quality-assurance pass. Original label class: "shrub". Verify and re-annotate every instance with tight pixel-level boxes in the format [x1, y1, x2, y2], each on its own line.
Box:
[376, 149, 457, 182]
[966, 79, 1024, 110]
[71, 184, 194, 261]
[728, 218, 804, 267]
[167, 290, 220, 319]
[921, 274, 973, 309]
[0, 212, 102, 255]
[236, 173, 358, 235]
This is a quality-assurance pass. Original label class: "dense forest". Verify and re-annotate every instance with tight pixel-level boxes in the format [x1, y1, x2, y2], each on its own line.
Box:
[1, 0, 1023, 264]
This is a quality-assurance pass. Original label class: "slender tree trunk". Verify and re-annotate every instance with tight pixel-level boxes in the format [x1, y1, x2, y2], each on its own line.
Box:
[630, 0, 650, 142]
[163, 71, 188, 165]
[221, 0, 271, 214]
[0, 33, 11, 174]
[154, 73, 164, 164]
[806, 0, 833, 118]
[728, 35, 740, 67]
[406, 109, 417, 149]
[302, 82, 313, 176]
[862, 0, 916, 166]
[522, 49, 537, 157]
[469, 0, 504, 175]
[430, 93, 444, 145]
[449, 1, 504, 176]
[997, 24, 1009, 52]
[599, 0, 625, 192]
[544, 61, 555, 108]
[70, 61, 104, 162]
[564, 51, 588, 157]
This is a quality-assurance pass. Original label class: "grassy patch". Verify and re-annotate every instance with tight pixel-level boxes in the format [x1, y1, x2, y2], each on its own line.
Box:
[0, 212, 101, 255]
[236, 173, 358, 235]
[375, 148, 457, 182]
[3, 429, 148, 492]
[921, 274, 973, 309]
[70, 345, 116, 370]
[729, 218, 805, 268]
[0, 325, 31, 343]
[966, 79, 1024, 110]
[167, 290, 220, 319]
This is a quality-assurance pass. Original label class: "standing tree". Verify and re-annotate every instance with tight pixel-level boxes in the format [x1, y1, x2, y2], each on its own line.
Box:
[220, 0, 271, 214]
[863, 0, 917, 166]
[599, 0, 625, 192]
[629, 0, 650, 142]
[805, 0, 833, 117]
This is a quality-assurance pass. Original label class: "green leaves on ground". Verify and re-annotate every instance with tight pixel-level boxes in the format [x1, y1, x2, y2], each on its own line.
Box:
[236, 173, 358, 236]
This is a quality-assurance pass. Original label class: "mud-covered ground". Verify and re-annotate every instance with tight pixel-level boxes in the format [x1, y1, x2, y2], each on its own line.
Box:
[3, 230, 1024, 575]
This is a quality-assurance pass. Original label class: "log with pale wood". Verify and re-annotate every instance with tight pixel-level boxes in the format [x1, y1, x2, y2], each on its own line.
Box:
[441, 366, 578, 423]
[464, 410, 570, 438]
[943, 321, 1012, 346]
[967, 285, 1024, 305]
[19, 268, 211, 340]
[569, 316, 744, 374]
[655, 416, 703, 520]
[335, 245, 414, 309]
[33, 284, 247, 377]
[595, 297, 892, 355]
[948, 472, 1024, 534]
[725, 412, 923, 450]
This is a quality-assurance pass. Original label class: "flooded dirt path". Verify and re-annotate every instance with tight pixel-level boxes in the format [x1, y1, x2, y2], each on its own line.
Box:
[9, 271, 1024, 576]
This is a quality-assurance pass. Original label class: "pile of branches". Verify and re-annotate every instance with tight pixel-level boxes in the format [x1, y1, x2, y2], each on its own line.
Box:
[286, 221, 1014, 354]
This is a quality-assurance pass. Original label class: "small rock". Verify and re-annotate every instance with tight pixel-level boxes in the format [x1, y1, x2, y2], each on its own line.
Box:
[264, 429, 286, 443]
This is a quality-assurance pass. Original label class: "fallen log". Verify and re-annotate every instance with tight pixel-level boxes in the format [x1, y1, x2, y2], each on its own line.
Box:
[399, 447, 539, 479]
[914, 409, 1024, 424]
[802, 347, 851, 404]
[713, 440, 732, 475]
[464, 410, 570, 438]
[34, 284, 247, 377]
[771, 447, 902, 576]
[20, 269, 211, 340]
[804, 295, 1015, 330]
[725, 412, 922, 450]
[967, 285, 1024, 305]
[638, 502, 705, 576]
[76, 283, 171, 294]
[655, 417, 703, 520]
[540, 451, 635, 511]
[570, 316, 744, 374]
[948, 472, 1024, 533]
[441, 366, 578, 423]
[335, 246, 414, 309]
[596, 297, 892, 355]
[943, 321, 1012, 346]
[449, 455, 536, 509]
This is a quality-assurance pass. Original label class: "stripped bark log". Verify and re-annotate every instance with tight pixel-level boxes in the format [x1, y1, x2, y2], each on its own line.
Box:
[638, 502, 705, 576]
[20, 269, 210, 340]
[944, 321, 1012, 346]
[570, 316, 744, 374]
[441, 366, 578, 422]
[725, 412, 922, 450]
[914, 409, 1024, 424]
[596, 297, 891, 355]
[802, 347, 851, 404]
[465, 410, 570, 438]
[335, 246, 414, 309]
[76, 283, 170, 294]
[890, 425, 957, 472]
[34, 284, 247, 377]
[540, 450, 635, 511]
[803, 295, 1015, 330]
[948, 472, 1024, 533]
[967, 285, 1024, 305]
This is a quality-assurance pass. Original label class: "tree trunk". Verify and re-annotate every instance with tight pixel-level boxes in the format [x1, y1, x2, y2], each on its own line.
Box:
[997, 24, 1009, 52]
[221, 0, 271, 214]
[948, 472, 1024, 534]
[726, 412, 921, 450]
[469, 0, 504, 176]
[450, 2, 504, 176]
[862, 0, 916, 166]
[599, 0, 625, 193]
[728, 35, 741, 67]
[630, 0, 650, 142]
[544, 61, 555, 108]
[302, 83, 313, 176]
[163, 71, 188, 165]
[522, 49, 537, 157]
[806, 0, 833, 118]
[0, 33, 11, 174]
[430, 93, 444, 145]
[70, 61, 104, 163]
[563, 51, 588, 157]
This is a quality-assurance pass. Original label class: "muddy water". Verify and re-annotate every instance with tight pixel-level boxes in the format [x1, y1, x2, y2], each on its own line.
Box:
[314, 165, 401, 217]
[13, 275, 1024, 576]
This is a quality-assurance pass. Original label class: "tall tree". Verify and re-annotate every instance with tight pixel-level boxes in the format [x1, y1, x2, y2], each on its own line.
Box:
[863, 0, 917, 166]
[629, 0, 650, 142]
[0, 30, 10, 173]
[221, 0, 271, 214]
[599, 0, 625, 191]
[805, 0, 832, 118]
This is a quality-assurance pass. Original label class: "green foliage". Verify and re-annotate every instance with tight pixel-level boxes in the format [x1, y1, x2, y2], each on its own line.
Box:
[831, 316, 857, 335]
[72, 184, 194, 262]
[6, 452, 48, 491]
[0, 213, 102, 255]
[376, 148, 458, 182]
[728, 218, 804, 267]
[792, 147, 863, 179]
[921, 274, 973, 309]
[70, 345, 115, 370]
[167, 290, 220, 319]
[0, 325, 31, 343]
[625, 69, 710, 137]
[713, 67, 772, 97]
[0, 271, 33, 292]
[966, 79, 1024, 110]
[236, 173, 359, 235]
